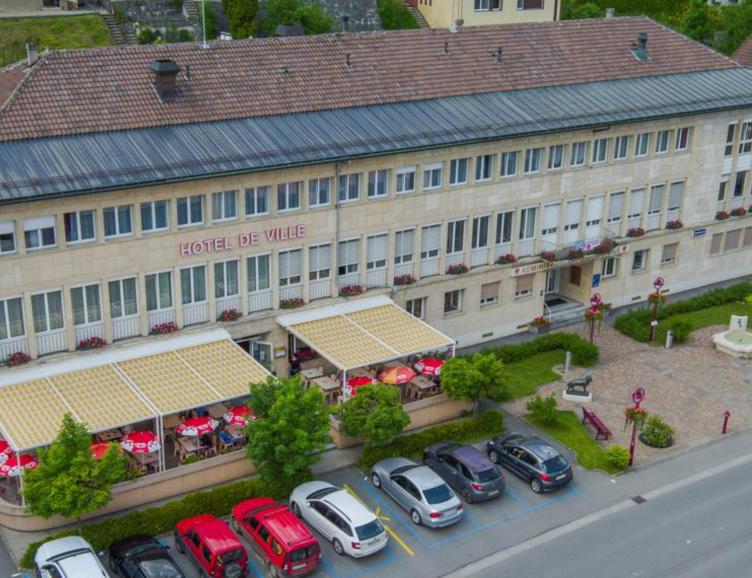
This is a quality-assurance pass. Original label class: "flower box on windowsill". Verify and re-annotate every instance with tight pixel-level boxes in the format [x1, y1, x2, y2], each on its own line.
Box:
[6, 351, 31, 367]
[150, 321, 179, 335]
[626, 227, 645, 238]
[730, 207, 747, 218]
[496, 254, 517, 265]
[590, 239, 618, 255]
[78, 336, 106, 350]
[280, 298, 305, 309]
[217, 308, 242, 322]
[528, 316, 550, 333]
[393, 274, 416, 286]
[716, 211, 730, 221]
[566, 249, 585, 260]
[447, 264, 469, 275]
[665, 219, 683, 230]
[339, 285, 364, 297]
[540, 251, 556, 262]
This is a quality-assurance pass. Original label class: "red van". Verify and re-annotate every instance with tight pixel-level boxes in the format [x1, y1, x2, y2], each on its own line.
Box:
[232, 498, 320, 577]
[174, 514, 248, 578]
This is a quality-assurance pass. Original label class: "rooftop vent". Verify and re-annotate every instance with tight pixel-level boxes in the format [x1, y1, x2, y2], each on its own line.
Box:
[26, 42, 38, 67]
[149, 59, 181, 102]
[491, 46, 502, 64]
[605, 7, 615, 18]
[631, 32, 649, 62]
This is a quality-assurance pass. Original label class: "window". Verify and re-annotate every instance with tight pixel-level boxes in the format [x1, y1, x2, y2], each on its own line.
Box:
[338, 239, 360, 275]
[64, 210, 95, 244]
[279, 249, 302, 286]
[591, 138, 608, 164]
[368, 169, 389, 198]
[23, 216, 56, 250]
[570, 142, 587, 166]
[524, 148, 543, 174]
[214, 260, 239, 298]
[177, 195, 203, 227]
[725, 123, 737, 156]
[0, 222, 15, 254]
[725, 229, 741, 252]
[212, 190, 237, 221]
[449, 158, 468, 185]
[548, 144, 564, 170]
[496, 211, 513, 244]
[109, 277, 138, 319]
[423, 163, 442, 190]
[446, 219, 465, 254]
[181, 265, 206, 305]
[476, 154, 494, 181]
[338, 173, 360, 202]
[649, 184, 664, 215]
[632, 249, 648, 271]
[0, 298, 24, 340]
[405, 297, 426, 319]
[541, 203, 560, 236]
[443, 289, 463, 314]
[710, 233, 723, 255]
[247, 254, 271, 292]
[396, 167, 416, 194]
[394, 229, 414, 264]
[71, 284, 101, 326]
[515, 275, 533, 299]
[103, 205, 132, 238]
[278, 182, 301, 211]
[308, 177, 331, 207]
[141, 200, 169, 233]
[734, 171, 747, 198]
[500, 151, 518, 177]
[719, 176, 728, 202]
[564, 200, 582, 233]
[471, 215, 489, 249]
[519, 207, 537, 239]
[614, 136, 629, 160]
[475, 0, 500, 9]
[635, 132, 651, 157]
[740, 121, 752, 154]
[602, 257, 617, 278]
[480, 282, 499, 306]
[628, 187, 645, 220]
[309, 245, 331, 280]
[31, 290, 64, 333]
[367, 234, 388, 269]
[607, 191, 625, 223]
[421, 225, 441, 259]
[745, 227, 752, 247]
[655, 130, 671, 154]
[517, 0, 543, 7]
[586, 195, 604, 230]
[661, 243, 678, 265]
[245, 186, 270, 216]
[675, 127, 691, 151]
[668, 181, 684, 214]
[145, 271, 172, 311]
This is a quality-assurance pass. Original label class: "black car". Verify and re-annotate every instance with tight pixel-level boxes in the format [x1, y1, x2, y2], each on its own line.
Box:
[109, 536, 185, 578]
[486, 433, 572, 493]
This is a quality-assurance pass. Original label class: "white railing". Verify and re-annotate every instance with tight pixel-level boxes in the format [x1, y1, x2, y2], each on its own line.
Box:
[309, 279, 331, 301]
[717, 200, 727, 213]
[494, 242, 513, 260]
[394, 262, 413, 278]
[517, 238, 536, 257]
[606, 220, 622, 237]
[248, 290, 272, 312]
[183, 302, 209, 326]
[74, 322, 105, 345]
[147, 308, 175, 328]
[445, 252, 464, 269]
[666, 209, 680, 223]
[626, 216, 642, 231]
[646, 213, 661, 231]
[279, 284, 302, 301]
[540, 238, 557, 252]
[366, 268, 387, 288]
[0, 336, 29, 363]
[112, 316, 140, 341]
[470, 247, 488, 268]
[337, 272, 360, 289]
[731, 196, 744, 210]
[420, 257, 439, 278]
[216, 295, 241, 319]
[36, 329, 67, 356]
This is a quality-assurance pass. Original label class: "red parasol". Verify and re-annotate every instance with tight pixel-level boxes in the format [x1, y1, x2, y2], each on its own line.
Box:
[414, 358, 444, 377]
[223, 405, 256, 426]
[0, 454, 37, 477]
[379, 366, 416, 385]
[120, 431, 161, 454]
[90, 442, 123, 461]
[347, 375, 377, 396]
[176, 416, 219, 437]
[0, 440, 13, 463]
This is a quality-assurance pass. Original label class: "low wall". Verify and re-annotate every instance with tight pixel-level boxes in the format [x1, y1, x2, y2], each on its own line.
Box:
[329, 394, 473, 448]
[0, 450, 254, 532]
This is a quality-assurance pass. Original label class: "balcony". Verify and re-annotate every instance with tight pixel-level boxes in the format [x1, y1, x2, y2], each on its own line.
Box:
[337, 272, 359, 289]
[309, 279, 331, 300]
[74, 322, 105, 345]
[248, 289, 272, 312]
[183, 302, 209, 326]
[445, 252, 464, 270]
[366, 268, 387, 288]
[0, 336, 29, 363]
[279, 284, 302, 301]
[420, 257, 439, 278]
[36, 329, 67, 356]
[147, 308, 175, 329]
[646, 212, 662, 231]
[394, 262, 413, 278]
[537, 227, 618, 261]
[494, 242, 512, 260]
[216, 295, 241, 318]
[470, 247, 488, 268]
[517, 238, 536, 257]
[112, 316, 140, 341]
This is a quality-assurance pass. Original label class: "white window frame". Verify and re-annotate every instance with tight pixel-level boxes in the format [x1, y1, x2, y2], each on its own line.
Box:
[278, 249, 303, 287]
[475, 154, 494, 181]
[368, 169, 390, 198]
[0, 296, 25, 341]
[366, 233, 388, 270]
[103, 205, 133, 238]
[591, 138, 608, 164]
[423, 163, 443, 190]
[70, 283, 102, 326]
[548, 144, 564, 170]
[396, 167, 416, 194]
[519, 207, 537, 240]
[661, 243, 678, 266]
[614, 135, 629, 160]
[24, 216, 57, 250]
[308, 177, 331, 207]
[607, 191, 625, 224]
[500, 151, 518, 177]
[247, 253, 271, 292]
[725, 123, 737, 156]
[0, 221, 16, 255]
[212, 190, 237, 222]
[480, 282, 499, 307]
[214, 259, 240, 298]
[632, 249, 648, 271]
[675, 127, 690, 151]
[443, 289, 463, 315]
[635, 132, 651, 157]
[447, 219, 465, 254]
[180, 265, 207, 305]
[140, 200, 169, 233]
[739, 121, 752, 154]
[338, 173, 360, 202]
[421, 224, 441, 259]
[177, 195, 204, 228]
[655, 130, 671, 154]
[602, 257, 617, 278]
[108, 276, 139, 319]
[245, 186, 270, 217]
[337, 238, 360, 276]
[570, 142, 587, 167]
[309, 244, 331, 281]
[496, 211, 513, 244]
[471, 215, 490, 249]
[64, 210, 96, 244]
[405, 297, 426, 320]
[449, 158, 469, 186]
[394, 229, 414, 264]
[524, 148, 543, 174]
[278, 182, 301, 212]
[30, 289, 65, 334]
[145, 270, 173, 312]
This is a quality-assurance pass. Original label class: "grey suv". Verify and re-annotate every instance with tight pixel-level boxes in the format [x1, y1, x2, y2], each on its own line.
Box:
[424, 442, 505, 503]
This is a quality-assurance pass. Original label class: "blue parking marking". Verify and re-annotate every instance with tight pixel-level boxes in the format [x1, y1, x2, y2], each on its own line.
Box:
[246, 555, 264, 578]
[504, 485, 530, 509]
[319, 548, 398, 578]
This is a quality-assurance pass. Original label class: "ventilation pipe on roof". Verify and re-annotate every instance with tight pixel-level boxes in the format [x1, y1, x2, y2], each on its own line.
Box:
[345, 53, 352, 69]
[491, 47, 502, 64]
[443, 41, 449, 56]
[631, 32, 650, 62]
[449, 19, 463, 33]
[26, 43, 38, 67]
[605, 7, 615, 18]
[149, 59, 181, 102]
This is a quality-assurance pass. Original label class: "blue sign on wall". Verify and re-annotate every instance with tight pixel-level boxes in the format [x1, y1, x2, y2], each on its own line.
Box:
[592, 274, 601, 288]
[692, 228, 706, 238]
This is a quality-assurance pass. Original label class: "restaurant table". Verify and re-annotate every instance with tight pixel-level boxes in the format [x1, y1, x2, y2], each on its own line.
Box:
[312, 376, 341, 405]
[226, 424, 245, 441]
[132, 451, 160, 473]
[348, 367, 371, 378]
[301, 367, 324, 381]
[207, 403, 228, 419]
[176, 436, 199, 461]
[163, 414, 181, 429]
[96, 428, 121, 442]
[407, 375, 439, 400]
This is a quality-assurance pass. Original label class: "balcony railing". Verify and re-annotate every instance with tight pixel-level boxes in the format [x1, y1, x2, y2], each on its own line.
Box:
[0, 336, 29, 363]
[74, 322, 105, 345]
[470, 247, 488, 267]
[517, 238, 536, 257]
[646, 212, 661, 231]
[494, 242, 512, 260]
[248, 289, 272, 312]
[666, 209, 681, 223]
[279, 284, 302, 301]
[394, 262, 413, 278]
[183, 302, 209, 326]
[36, 329, 67, 356]
[337, 272, 360, 289]
[147, 308, 175, 329]
[626, 216, 641, 231]
[112, 315, 140, 341]
[420, 257, 439, 278]
[445, 252, 464, 269]
[309, 279, 331, 300]
[216, 295, 241, 318]
[366, 268, 387, 288]
[537, 227, 619, 260]
[731, 196, 744, 210]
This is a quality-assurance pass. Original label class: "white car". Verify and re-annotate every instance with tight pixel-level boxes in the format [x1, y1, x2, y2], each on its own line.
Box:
[33, 536, 109, 578]
[290, 480, 388, 558]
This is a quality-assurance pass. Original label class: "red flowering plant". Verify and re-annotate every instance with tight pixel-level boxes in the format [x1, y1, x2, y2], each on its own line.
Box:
[339, 285, 364, 297]
[665, 219, 683, 230]
[218, 308, 242, 322]
[647, 291, 666, 305]
[496, 254, 517, 265]
[6, 351, 31, 367]
[626, 227, 645, 238]
[730, 207, 747, 217]
[447, 263, 469, 275]
[393, 274, 416, 286]
[279, 298, 305, 309]
[567, 248, 585, 260]
[590, 239, 618, 255]
[150, 321, 179, 335]
[540, 251, 556, 262]
[78, 336, 106, 350]
[624, 406, 649, 431]
[529, 315, 550, 328]
[716, 210, 730, 221]
[294, 347, 319, 362]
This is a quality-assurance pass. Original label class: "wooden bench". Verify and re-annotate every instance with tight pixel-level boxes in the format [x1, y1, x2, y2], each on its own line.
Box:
[581, 407, 612, 441]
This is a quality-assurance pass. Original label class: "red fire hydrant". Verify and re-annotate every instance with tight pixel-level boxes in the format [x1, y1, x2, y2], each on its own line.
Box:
[722, 410, 731, 434]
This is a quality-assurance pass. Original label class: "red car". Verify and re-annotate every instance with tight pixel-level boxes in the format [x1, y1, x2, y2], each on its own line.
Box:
[232, 498, 320, 577]
[174, 514, 248, 578]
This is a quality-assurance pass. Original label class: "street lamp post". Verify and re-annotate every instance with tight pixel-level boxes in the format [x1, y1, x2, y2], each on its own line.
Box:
[587, 293, 604, 344]
[648, 277, 665, 342]
[628, 387, 645, 467]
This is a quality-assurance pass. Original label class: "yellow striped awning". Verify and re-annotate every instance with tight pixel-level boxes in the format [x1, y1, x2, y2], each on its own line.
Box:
[0, 379, 69, 451]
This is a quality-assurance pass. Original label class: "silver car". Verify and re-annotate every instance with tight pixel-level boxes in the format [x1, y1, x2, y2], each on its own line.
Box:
[371, 457, 463, 528]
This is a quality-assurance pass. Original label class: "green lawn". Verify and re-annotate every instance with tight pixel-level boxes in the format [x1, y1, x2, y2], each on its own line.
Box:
[0, 15, 112, 67]
[505, 350, 565, 400]
[654, 302, 752, 345]
[526, 410, 624, 475]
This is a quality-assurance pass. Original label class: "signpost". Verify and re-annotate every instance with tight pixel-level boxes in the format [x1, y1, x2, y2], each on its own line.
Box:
[648, 277, 665, 342]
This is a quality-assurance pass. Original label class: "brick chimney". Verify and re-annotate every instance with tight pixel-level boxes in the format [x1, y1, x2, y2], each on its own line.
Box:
[149, 59, 181, 102]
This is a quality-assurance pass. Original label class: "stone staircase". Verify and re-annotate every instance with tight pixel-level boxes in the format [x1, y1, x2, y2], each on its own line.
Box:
[103, 12, 135, 45]
[404, 0, 429, 28]
[184, 0, 230, 35]
[546, 300, 586, 331]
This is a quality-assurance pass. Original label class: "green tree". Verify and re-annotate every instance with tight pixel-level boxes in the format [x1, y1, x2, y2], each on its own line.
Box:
[526, 394, 559, 426]
[680, 0, 716, 43]
[137, 27, 160, 44]
[340, 384, 410, 447]
[440, 353, 508, 415]
[245, 377, 330, 492]
[261, 0, 334, 36]
[377, 0, 419, 30]
[23, 414, 127, 530]
[223, 0, 259, 39]
[565, 1, 602, 19]
[247, 375, 281, 418]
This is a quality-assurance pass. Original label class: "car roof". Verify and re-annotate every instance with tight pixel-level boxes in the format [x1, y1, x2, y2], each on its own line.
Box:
[36, 536, 108, 578]
[451, 445, 495, 472]
[36, 536, 94, 562]
[402, 465, 447, 490]
[235, 498, 316, 547]
[508, 435, 563, 461]
[110, 535, 163, 556]
[177, 515, 243, 552]
[320, 488, 377, 526]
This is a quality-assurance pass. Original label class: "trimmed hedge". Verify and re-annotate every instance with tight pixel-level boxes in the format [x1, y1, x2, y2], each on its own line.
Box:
[614, 283, 752, 342]
[21, 477, 280, 569]
[479, 332, 599, 367]
[357, 410, 504, 472]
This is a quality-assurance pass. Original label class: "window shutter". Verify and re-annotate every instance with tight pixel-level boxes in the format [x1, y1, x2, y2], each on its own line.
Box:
[649, 185, 665, 213]
[668, 181, 684, 211]
[629, 189, 645, 216]
[516, 275, 533, 294]
[481, 282, 499, 301]
[23, 216, 55, 230]
[587, 195, 604, 221]
[725, 230, 741, 252]
[0, 221, 14, 235]
[279, 252, 289, 279]
[662, 243, 677, 262]
[710, 233, 723, 254]
[566, 200, 582, 226]
[422, 225, 440, 252]
[543, 204, 560, 229]
[608, 192, 624, 221]
[368, 235, 387, 263]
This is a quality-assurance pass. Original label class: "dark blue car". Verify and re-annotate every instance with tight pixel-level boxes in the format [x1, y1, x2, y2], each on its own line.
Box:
[486, 433, 572, 493]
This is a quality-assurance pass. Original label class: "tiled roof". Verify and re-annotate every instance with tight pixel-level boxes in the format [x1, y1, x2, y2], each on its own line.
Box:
[0, 61, 27, 111]
[0, 16, 736, 142]
[734, 34, 752, 66]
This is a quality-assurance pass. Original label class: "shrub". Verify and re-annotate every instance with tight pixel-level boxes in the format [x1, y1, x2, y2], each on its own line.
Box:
[340, 385, 410, 447]
[603, 445, 630, 470]
[137, 27, 160, 44]
[668, 319, 693, 343]
[479, 332, 598, 367]
[357, 411, 504, 471]
[641, 416, 675, 448]
[377, 0, 419, 29]
[526, 394, 558, 426]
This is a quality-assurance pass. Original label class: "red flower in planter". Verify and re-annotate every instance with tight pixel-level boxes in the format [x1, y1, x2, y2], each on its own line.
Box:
[393, 274, 416, 286]
[540, 251, 556, 262]
[6, 351, 31, 367]
[447, 264, 469, 275]
[279, 298, 305, 309]
[496, 254, 517, 265]
[626, 227, 645, 238]
[150, 321, 179, 335]
[78, 336, 106, 350]
[716, 211, 730, 221]
[665, 219, 683, 230]
[218, 308, 242, 322]
[339, 285, 364, 297]
[730, 207, 747, 217]
[567, 248, 585, 260]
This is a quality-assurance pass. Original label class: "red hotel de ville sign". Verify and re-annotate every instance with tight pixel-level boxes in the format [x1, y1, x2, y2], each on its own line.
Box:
[179, 225, 305, 257]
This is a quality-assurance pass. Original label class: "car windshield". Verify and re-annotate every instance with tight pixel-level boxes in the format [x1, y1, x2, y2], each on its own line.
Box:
[140, 559, 183, 578]
[218, 548, 243, 564]
[475, 467, 501, 483]
[355, 519, 384, 541]
[288, 544, 319, 562]
[423, 484, 454, 505]
[542, 456, 568, 473]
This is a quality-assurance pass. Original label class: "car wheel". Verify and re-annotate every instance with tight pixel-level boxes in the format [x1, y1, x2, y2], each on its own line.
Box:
[174, 533, 185, 554]
[461, 488, 474, 504]
[530, 478, 543, 494]
[198, 569, 208, 578]
[371, 472, 382, 488]
[332, 538, 345, 556]
[410, 509, 422, 525]
[488, 450, 500, 464]
[291, 501, 302, 518]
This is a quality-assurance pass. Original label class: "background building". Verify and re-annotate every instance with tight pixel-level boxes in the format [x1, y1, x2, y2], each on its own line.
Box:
[415, 0, 558, 29]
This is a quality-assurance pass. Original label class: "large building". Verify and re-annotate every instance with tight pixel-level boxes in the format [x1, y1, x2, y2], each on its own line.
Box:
[1, 18, 752, 377]
[414, 0, 559, 30]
